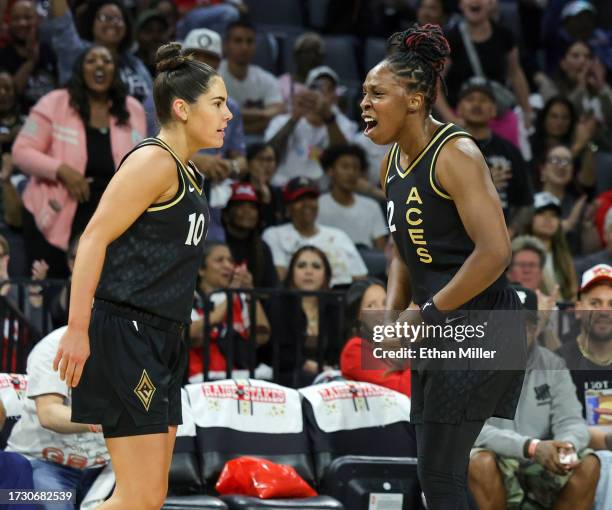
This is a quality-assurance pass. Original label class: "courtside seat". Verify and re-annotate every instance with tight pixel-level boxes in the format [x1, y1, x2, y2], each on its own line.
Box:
[220, 495, 343, 509]
[163, 495, 228, 509]
[321, 456, 422, 510]
[164, 390, 228, 509]
[300, 381, 421, 510]
[186, 379, 344, 510]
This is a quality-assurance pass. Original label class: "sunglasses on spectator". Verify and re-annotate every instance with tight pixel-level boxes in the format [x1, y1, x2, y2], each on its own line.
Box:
[96, 13, 124, 26]
[546, 156, 572, 167]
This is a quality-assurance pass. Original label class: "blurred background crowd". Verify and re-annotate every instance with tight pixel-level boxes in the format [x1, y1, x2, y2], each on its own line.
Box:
[0, 0, 610, 385]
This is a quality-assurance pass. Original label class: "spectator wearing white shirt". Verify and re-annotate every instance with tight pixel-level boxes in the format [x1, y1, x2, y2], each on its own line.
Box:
[218, 19, 284, 135]
[265, 66, 357, 186]
[318, 144, 388, 277]
[0, 374, 35, 509]
[6, 327, 109, 510]
[262, 177, 367, 287]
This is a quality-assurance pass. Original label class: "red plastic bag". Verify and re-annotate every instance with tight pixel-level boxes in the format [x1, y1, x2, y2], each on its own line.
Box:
[215, 456, 317, 498]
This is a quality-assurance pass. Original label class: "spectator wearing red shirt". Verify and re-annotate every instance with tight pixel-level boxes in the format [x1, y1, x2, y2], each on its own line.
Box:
[187, 241, 269, 381]
[340, 278, 411, 397]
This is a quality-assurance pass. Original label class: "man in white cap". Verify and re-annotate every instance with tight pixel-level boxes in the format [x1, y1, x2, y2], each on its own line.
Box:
[557, 264, 612, 416]
[182, 28, 247, 242]
[543, 0, 612, 73]
[265, 65, 357, 186]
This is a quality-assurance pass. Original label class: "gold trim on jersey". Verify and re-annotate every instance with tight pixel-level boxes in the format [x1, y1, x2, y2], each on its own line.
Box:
[147, 168, 186, 211]
[429, 131, 472, 200]
[394, 123, 453, 179]
[382, 144, 398, 193]
[152, 137, 203, 195]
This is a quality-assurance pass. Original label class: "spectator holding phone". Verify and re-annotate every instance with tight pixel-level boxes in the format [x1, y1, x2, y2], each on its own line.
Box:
[469, 285, 599, 510]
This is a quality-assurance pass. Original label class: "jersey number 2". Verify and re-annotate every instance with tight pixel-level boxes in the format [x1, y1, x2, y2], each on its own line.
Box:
[185, 213, 205, 246]
[386, 201, 397, 233]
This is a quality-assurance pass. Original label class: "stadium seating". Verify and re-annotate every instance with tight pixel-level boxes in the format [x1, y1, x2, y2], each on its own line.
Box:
[322, 36, 360, 82]
[300, 381, 421, 510]
[186, 379, 344, 509]
[364, 38, 387, 74]
[306, 0, 330, 31]
[252, 32, 281, 75]
[244, 0, 305, 27]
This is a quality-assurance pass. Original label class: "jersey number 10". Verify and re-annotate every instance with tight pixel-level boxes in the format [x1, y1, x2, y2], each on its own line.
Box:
[185, 213, 205, 246]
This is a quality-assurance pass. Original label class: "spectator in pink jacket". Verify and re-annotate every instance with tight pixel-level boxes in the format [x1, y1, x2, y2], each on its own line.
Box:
[13, 45, 146, 277]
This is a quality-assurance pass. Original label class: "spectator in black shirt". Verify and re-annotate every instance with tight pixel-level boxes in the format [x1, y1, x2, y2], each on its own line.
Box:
[243, 142, 284, 229]
[221, 181, 278, 289]
[436, 0, 533, 133]
[0, 0, 58, 113]
[456, 77, 533, 237]
[557, 263, 612, 421]
[540, 144, 589, 255]
[528, 96, 596, 197]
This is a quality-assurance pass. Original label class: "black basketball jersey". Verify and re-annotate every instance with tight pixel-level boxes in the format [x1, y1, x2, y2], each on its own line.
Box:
[384, 123, 506, 305]
[95, 138, 209, 324]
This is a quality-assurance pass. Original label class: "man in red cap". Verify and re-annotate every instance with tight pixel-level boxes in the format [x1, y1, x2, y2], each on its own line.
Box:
[262, 177, 367, 287]
[222, 182, 278, 289]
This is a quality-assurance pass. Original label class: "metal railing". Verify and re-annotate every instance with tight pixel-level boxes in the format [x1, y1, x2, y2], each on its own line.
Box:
[0, 279, 68, 372]
[197, 288, 348, 386]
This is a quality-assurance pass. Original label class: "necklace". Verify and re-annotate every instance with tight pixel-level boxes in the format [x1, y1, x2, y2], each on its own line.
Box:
[577, 334, 612, 366]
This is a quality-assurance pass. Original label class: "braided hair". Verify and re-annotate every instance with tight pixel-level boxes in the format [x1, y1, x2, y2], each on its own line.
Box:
[386, 24, 450, 112]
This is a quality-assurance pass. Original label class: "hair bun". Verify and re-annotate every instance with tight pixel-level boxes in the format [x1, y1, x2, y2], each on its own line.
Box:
[155, 42, 188, 74]
[389, 24, 450, 75]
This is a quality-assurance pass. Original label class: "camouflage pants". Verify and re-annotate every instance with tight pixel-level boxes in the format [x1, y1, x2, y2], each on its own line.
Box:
[471, 447, 595, 509]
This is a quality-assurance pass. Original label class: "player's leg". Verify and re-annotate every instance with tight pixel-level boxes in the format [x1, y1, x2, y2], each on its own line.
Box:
[416, 419, 485, 510]
[97, 432, 171, 510]
[164, 425, 178, 476]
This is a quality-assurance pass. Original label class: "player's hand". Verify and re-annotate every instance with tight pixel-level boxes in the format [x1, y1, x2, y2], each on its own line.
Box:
[534, 440, 571, 475]
[53, 326, 90, 388]
[57, 164, 90, 203]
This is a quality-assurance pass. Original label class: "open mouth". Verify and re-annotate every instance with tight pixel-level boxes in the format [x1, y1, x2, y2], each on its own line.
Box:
[93, 69, 107, 84]
[468, 5, 482, 14]
[363, 115, 378, 136]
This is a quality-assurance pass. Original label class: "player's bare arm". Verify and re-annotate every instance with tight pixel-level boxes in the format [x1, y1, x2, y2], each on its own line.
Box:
[433, 137, 512, 311]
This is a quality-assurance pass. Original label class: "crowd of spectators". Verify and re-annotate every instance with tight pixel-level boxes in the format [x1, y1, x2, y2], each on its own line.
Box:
[0, 0, 611, 507]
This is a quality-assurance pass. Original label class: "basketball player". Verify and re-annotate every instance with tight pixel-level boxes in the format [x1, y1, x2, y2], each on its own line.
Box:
[361, 25, 525, 509]
[53, 42, 232, 509]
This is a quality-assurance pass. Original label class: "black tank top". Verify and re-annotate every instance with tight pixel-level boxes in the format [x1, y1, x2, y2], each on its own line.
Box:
[95, 138, 209, 323]
[384, 123, 506, 305]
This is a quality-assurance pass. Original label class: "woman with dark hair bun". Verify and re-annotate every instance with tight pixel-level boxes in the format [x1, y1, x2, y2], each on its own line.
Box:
[361, 24, 525, 508]
[53, 42, 232, 508]
[49, 0, 153, 102]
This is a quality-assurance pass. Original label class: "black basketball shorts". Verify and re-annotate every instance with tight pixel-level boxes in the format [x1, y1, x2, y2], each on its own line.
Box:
[71, 300, 187, 438]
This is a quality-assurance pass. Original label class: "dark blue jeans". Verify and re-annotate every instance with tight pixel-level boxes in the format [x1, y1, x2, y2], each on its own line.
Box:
[30, 459, 103, 510]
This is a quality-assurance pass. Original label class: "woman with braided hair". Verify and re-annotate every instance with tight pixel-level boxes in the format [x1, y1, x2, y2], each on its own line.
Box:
[361, 24, 526, 508]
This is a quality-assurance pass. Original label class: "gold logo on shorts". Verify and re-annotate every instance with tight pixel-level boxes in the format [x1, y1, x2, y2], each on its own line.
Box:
[134, 369, 156, 411]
